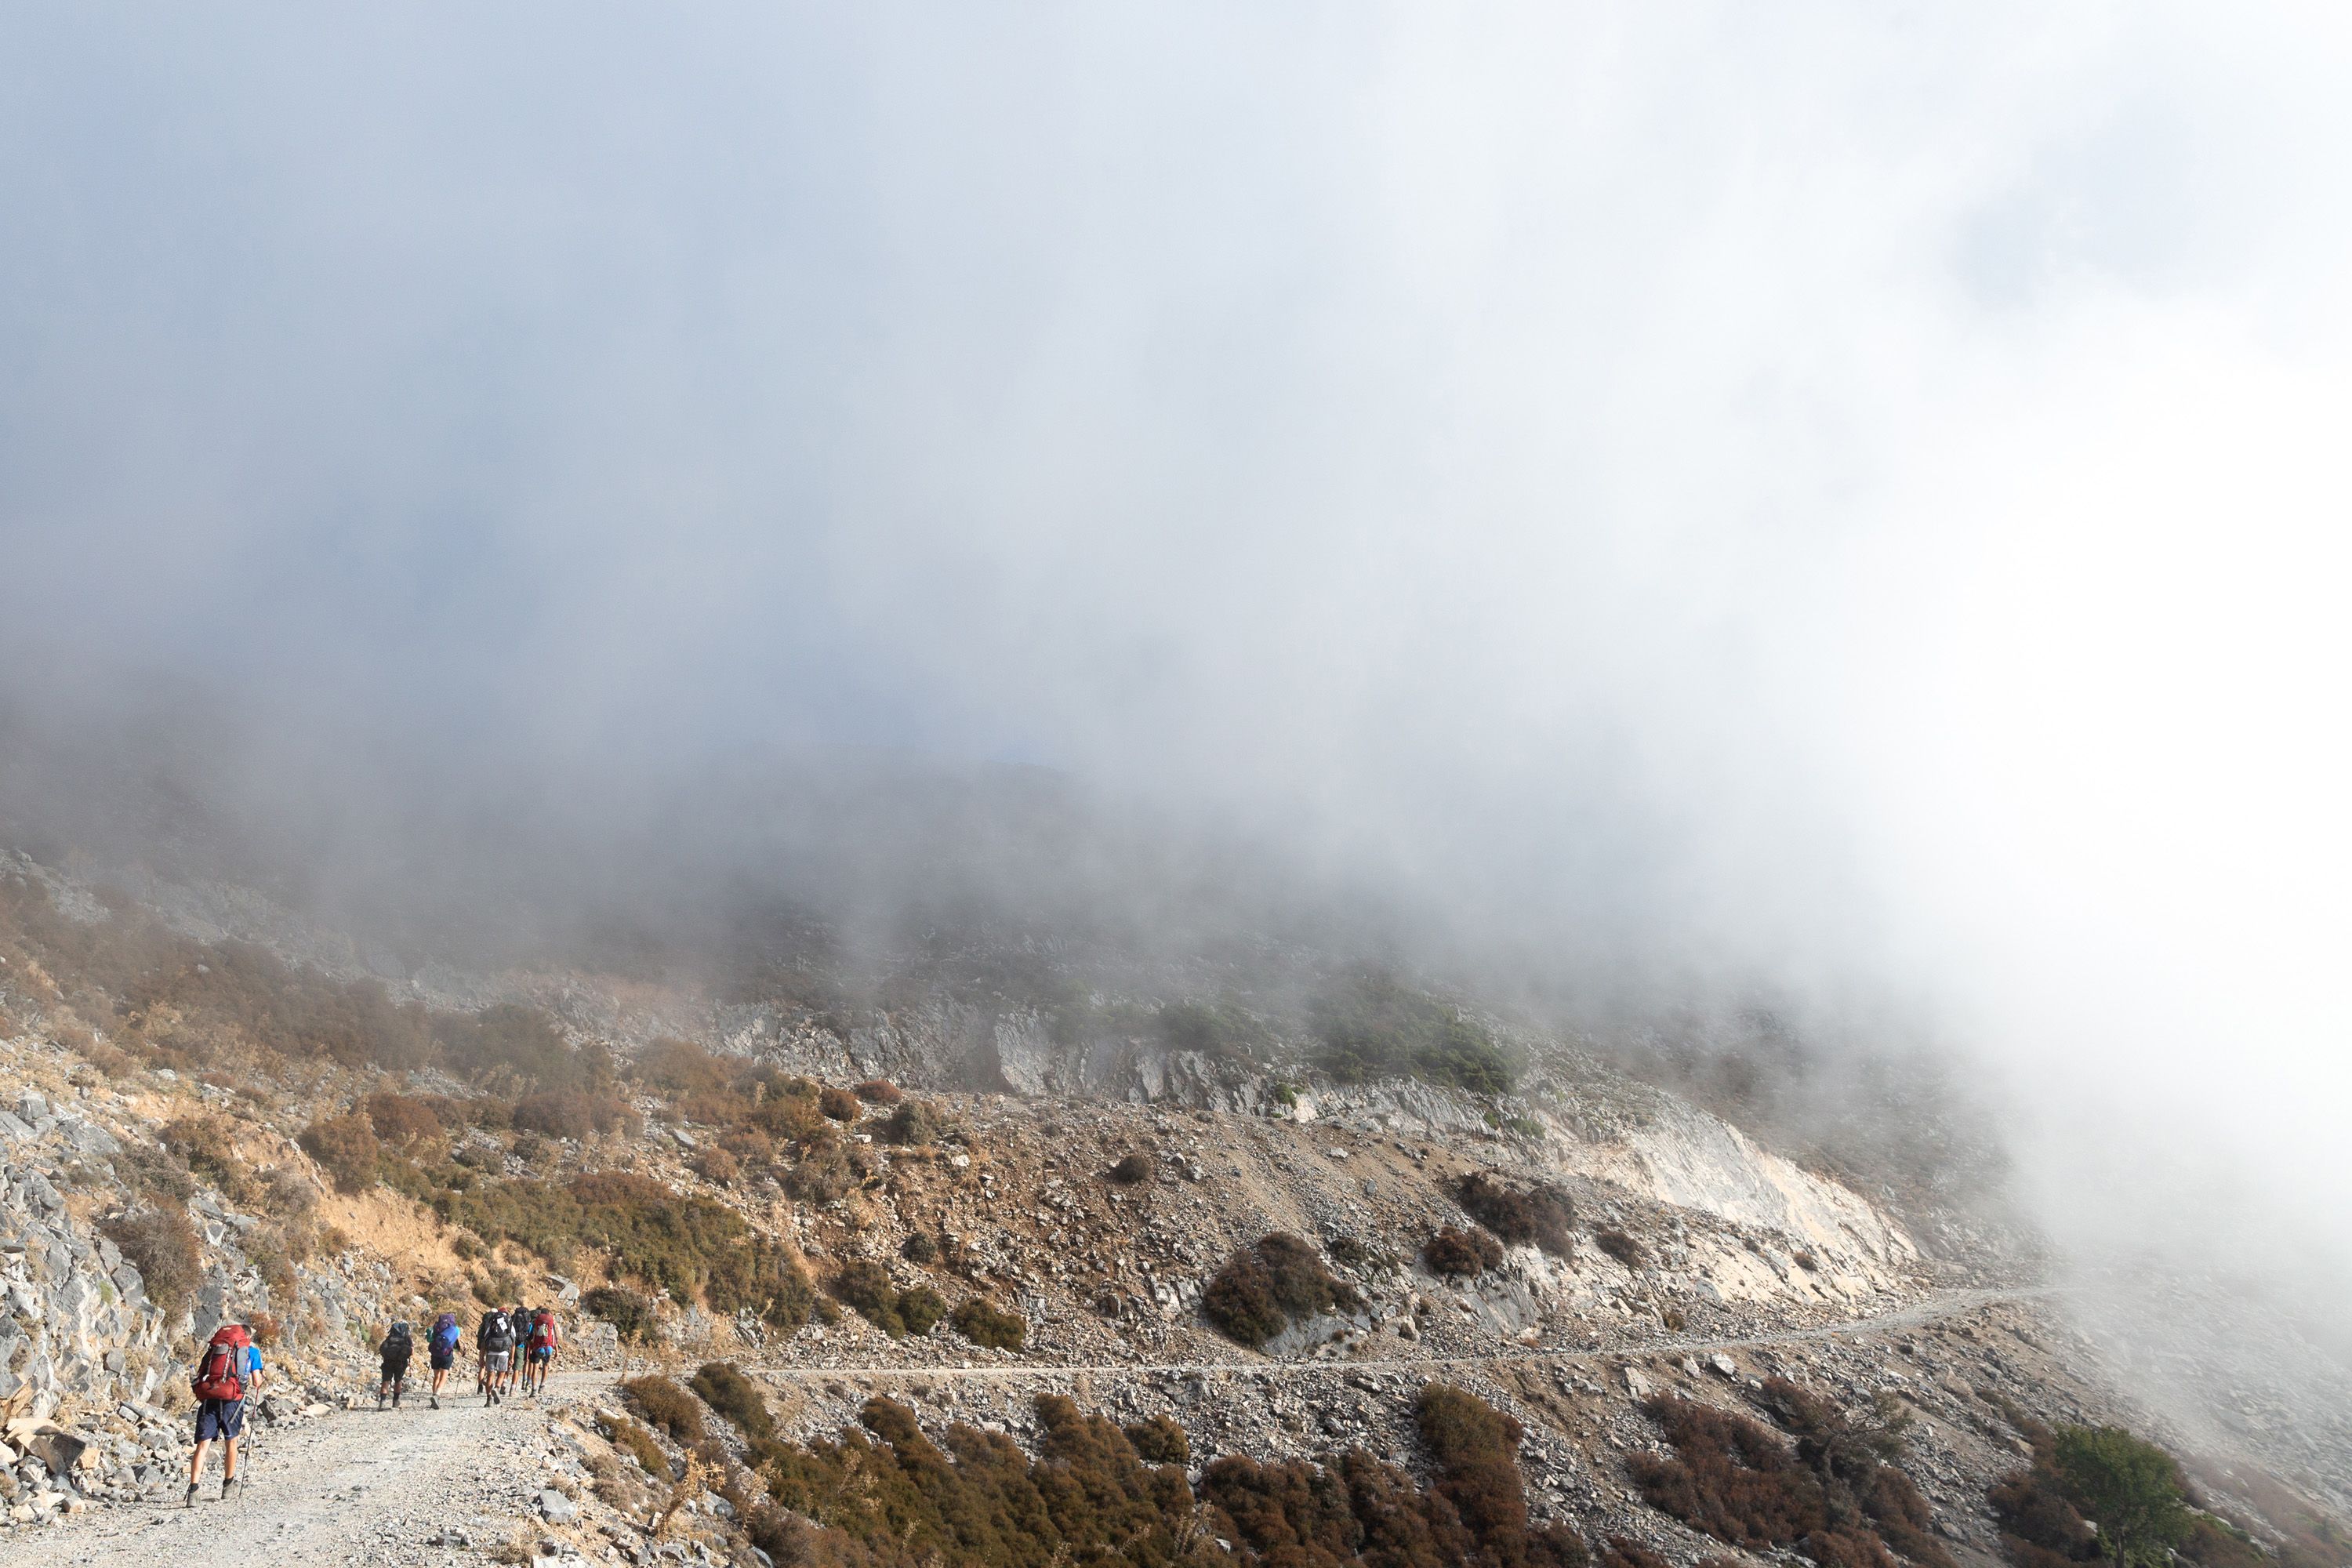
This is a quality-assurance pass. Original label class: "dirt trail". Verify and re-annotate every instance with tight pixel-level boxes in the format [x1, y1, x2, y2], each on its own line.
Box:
[753, 1286, 2043, 1387]
[0, 1374, 607, 1568]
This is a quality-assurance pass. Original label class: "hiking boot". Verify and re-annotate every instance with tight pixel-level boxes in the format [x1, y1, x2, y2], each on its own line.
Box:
[184, 1483, 198, 1508]
[220, 1476, 240, 1501]
[430, 1394, 439, 1410]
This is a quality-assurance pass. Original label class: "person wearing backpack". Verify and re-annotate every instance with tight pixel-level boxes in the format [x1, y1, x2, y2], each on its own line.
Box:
[505, 1303, 528, 1398]
[185, 1321, 264, 1506]
[524, 1306, 557, 1395]
[477, 1306, 515, 1406]
[426, 1311, 463, 1409]
[376, 1320, 413, 1410]
[524, 1307, 555, 1392]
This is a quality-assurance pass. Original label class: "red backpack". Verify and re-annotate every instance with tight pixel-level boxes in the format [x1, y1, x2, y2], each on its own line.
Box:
[191, 1323, 251, 1403]
[528, 1311, 555, 1351]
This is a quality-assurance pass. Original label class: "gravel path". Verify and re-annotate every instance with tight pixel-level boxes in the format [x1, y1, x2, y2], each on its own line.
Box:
[0, 1374, 610, 1568]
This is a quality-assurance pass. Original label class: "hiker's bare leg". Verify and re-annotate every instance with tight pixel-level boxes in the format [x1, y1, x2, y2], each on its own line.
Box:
[187, 1438, 210, 1486]
[223, 1434, 238, 1480]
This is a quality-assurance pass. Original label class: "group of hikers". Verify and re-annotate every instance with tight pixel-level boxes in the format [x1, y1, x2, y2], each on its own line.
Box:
[180, 1305, 565, 1504]
[373, 1303, 565, 1409]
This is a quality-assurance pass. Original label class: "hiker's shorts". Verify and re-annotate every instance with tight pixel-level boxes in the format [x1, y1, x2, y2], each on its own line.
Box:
[485, 1350, 511, 1374]
[194, 1398, 245, 1443]
[529, 1345, 554, 1363]
[429, 1350, 454, 1371]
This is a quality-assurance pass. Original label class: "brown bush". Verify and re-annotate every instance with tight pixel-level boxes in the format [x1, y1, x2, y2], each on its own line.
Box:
[1455, 1172, 1575, 1254]
[102, 1207, 202, 1315]
[691, 1360, 775, 1443]
[362, 1091, 448, 1149]
[162, 1112, 249, 1199]
[1632, 1379, 1952, 1568]
[854, 1080, 903, 1104]
[1423, 1225, 1504, 1277]
[1202, 1233, 1363, 1348]
[298, 1113, 381, 1194]
[900, 1231, 939, 1264]
[689, 1147, 742, 1185]
[818, 1086, 861, 1121]
[718, 1127, 775, 1167]
[601, 1413, 673, 1479]
[247, 1312, 282, 1348]
[1108, 1152, 1155, 1185]
[622, 1374, 706, 1446]
[511, 1090, 637, 1142]
[1125, 1412, 1190, 1466]
[783, 1145, 859, 1204]
[1595, 1229, 1650, 1269]
[636, 1036, 734, 1097]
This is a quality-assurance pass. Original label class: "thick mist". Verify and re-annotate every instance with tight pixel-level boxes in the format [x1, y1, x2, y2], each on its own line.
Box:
[8, 2, 2352, 1441]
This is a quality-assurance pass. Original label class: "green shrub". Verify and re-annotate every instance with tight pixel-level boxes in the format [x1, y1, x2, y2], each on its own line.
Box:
[833, 1260, 933, 1338]
[622, 1375, 706, 1446]
[949, 1297, 1025, 1351]
[1155, 1000, 1265, 1062]
[1201, 1233, 1362, 1348]
[691, 1361, 775, 1443]
[438, 1171, 811, 1327]
[898, 1286, 946, 1337]
[299, 1113, 381, 1194]
[1125, 1413, 1189, 1466]
[784, 1146, 858, 1204]
[101, 1207, 201, 1315]
[1311, 975, 1515, 1092]
[900, 1231, 939, 1264]
[881, 1100, 946, 1146]
[583, 1285, 657, 1343]
[601, 1414, 673, 1479]
[1455, 1171, 1576, 1254]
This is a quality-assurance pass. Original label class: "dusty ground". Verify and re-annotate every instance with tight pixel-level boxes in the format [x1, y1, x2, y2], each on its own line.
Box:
[0, 1374, 611, 1568]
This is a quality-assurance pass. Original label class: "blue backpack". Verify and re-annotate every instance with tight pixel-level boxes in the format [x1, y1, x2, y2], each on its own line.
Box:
[431, 1315, 460, 1356]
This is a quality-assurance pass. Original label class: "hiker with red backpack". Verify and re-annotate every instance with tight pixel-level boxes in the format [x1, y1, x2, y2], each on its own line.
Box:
[523, 1306, 559, 1394]
[186, 1321, 264, 1506]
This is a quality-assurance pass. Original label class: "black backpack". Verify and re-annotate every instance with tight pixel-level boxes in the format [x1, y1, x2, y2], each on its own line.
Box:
[484, 1310, 514, 1352]
[383, 1325, 412, 1360]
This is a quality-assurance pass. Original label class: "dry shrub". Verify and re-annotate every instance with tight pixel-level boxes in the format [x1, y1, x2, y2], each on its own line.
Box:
[1202, 1233, 1362, 1348]
[298, 1113, 380, 1194]
[1595, 1229, 1650, 1269]
[1199, 1384, 1586, 1568]
[362, 1091, 450, 1149]
[854, 1080, 903, 1104]
[1125, 1413, 1189, 1466]
[102, 1207, 202, 1315]
[1424, 1225, 1504, 1277]
[601, 1413, 673, 1479]
[882, 1099, 948, 1146]
[818, 1086, 861, 1122]
[511, 1090, 637, 1141]
[690, 1147, 742, 1185]
[1454, 1172, 1575, 1254]
[949, 1296, 1025, 1351]
[718, 1127, 775, 1167]
[900, 1231, 940, 1264]
[830, 1261, 942, 1338]
[162, 1112, 251, 1200]
[623, 1374, 706, 1446]
[247, 1312, 282, 1348]
[1598, 1540, 1675, 1568]
[784, 1145, 859, 1204]
[637, 1036, 735, 1097]
[1632, 1379, 1952, 1568]
[1108, 1152, 1155, 1185]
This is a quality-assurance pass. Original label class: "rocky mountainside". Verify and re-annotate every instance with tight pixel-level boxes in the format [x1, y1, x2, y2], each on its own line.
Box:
[0, 845, 2341, 1568]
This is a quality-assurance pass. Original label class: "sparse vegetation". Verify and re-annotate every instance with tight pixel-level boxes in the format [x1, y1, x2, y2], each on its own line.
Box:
[829, 1260, 941, 1338]
[949, 1296, 1026, 1351]
[1312, 974, 1515, 1092]
[298, 1112, 381, 1194]
[1108, 1152, 1154, 1185]
[1455, 1171, 1576, 1254]
[601, 1413, 673, 1479]
[1201, 1232, 1362, 1348]
[162, 1112, 252, 1200]
[1154, 1000, 1264, 1062]
[100, 1207, 201, 1315]
[511, 1090, 637, 1141]
[900, 1231, 939, 1264]
[1424, 1225, 1504, 1277]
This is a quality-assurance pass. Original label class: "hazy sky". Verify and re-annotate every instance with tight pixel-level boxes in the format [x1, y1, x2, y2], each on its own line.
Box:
[5, 6, 2352, 1291]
